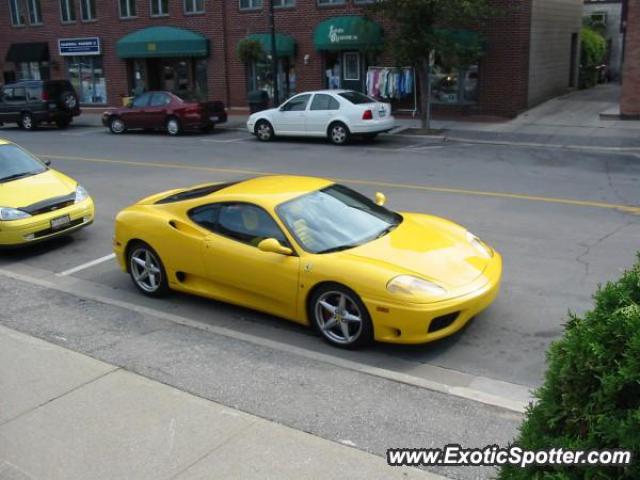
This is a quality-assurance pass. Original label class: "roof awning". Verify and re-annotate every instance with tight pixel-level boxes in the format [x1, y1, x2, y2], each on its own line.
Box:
[313, 16, 383, 51]
[116, 26, 208, 59]
[6, 42, 50, 62]
[246, 33, 296, 57]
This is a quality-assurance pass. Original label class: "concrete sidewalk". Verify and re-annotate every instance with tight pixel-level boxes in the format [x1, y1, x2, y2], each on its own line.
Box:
[0, 325, 443, 480]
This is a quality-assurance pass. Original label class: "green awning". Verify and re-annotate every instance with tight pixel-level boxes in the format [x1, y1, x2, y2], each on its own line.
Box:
[313, 16, 383, 51]
[246, 33, 296, 57]
[116, 26, 208, 59]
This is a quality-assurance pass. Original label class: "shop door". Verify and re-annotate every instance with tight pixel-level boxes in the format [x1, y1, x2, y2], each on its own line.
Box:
[341, 52, 364, 92]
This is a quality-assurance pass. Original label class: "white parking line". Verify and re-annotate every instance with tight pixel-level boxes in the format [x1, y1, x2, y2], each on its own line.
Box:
[56, 254, 116, 277]
[200, 137, 252, 143]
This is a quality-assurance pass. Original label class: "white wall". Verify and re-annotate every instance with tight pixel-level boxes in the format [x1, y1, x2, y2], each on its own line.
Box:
[528, 0, 583, 107]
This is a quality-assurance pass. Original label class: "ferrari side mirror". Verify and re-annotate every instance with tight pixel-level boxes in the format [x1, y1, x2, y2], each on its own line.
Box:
[375, 192, 386, 207]
[258, 238, 293, 256]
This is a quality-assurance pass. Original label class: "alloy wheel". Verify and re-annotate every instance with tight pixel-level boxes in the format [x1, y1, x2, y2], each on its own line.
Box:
[330, 124, 348, 145]
[21, 114, 33, 130]
[110, 118, 125, 134]
[167, 118, 180, 135]
[314, 291, 363, 345]
[256, 121, 273, 141]
[130, 247, 163, 293]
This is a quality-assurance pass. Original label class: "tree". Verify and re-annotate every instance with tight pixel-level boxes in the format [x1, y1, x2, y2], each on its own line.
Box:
[366, 0, 492, 128]
[237, 39, 264, 65]
[498, 255, 640, 480]
[579, 26, 607, 88]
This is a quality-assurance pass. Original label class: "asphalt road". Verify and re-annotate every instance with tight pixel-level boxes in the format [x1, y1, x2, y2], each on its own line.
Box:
[0, 121, 639, 478]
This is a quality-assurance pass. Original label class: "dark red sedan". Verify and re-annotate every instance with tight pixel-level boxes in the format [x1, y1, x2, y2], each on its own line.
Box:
[102, 91, 227, 135]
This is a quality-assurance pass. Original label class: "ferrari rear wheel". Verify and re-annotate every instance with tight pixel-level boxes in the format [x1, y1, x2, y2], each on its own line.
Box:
[310, 284, 373, 349]
[128, 242, 169, 297]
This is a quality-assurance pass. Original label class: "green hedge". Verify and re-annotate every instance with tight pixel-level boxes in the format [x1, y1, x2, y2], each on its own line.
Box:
[499, 256, 640, 479]
[580, 26, 607, 89]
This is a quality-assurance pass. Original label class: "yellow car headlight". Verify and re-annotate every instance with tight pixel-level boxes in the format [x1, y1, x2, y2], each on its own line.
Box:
[75, 185, 90, 203]
[0, 207, 31, 221]
[387, 275, 447, 298]
[466, 231, 493, 258]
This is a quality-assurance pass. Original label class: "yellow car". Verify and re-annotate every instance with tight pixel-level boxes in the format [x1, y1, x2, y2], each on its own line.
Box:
[0, 139, 94, 246]
[114, 175, 501, 348]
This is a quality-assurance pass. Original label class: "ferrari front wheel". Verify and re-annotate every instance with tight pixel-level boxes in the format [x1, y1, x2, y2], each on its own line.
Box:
[128, 242, 169, 297]
[310, 284, 373, 349]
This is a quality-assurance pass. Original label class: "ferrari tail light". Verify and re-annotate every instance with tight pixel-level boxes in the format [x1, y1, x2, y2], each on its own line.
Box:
[362, 109, 373, 120]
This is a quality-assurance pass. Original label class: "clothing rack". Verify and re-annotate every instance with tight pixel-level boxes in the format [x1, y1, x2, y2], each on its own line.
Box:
[366, 66, 417, 116]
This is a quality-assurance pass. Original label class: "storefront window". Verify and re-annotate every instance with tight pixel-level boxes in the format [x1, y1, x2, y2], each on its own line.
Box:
[430, 64, 479, 105]
[195, 59, 208, 98]
[151, 0, 169, 16]
[66, 56, 107, 104]
[16, 62, 49, 81]
[248, 57, 295, 100]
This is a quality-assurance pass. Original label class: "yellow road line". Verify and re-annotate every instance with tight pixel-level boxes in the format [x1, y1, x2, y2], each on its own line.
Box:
[40, 154, 640, 215]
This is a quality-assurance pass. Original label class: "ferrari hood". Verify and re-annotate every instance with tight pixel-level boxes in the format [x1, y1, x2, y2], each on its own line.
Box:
[344, 213, 490, 289]
[0, 169, 77, 209]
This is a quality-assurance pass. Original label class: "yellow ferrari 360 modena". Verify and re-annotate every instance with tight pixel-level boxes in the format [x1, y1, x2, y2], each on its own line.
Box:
[0, 139, 94, 246]
[114, 175, 502, 348]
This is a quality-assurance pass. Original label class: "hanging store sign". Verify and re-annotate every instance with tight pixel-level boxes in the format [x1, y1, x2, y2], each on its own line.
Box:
[58, 37, 101, 56]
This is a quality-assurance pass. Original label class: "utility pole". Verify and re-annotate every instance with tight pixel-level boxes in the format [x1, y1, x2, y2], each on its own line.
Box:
[268, 0, 279, 106]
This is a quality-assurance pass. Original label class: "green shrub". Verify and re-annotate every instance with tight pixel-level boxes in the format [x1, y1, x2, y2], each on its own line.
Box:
[579, 26, 607, 89]
[499, 256, 640, 480]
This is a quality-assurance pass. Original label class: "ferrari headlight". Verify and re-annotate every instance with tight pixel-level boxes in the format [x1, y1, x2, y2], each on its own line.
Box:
[0, 207, 31, 221]
[466, 231, 493, 258]
[387, 275, 447, 297]
[75, 185, 89, 203]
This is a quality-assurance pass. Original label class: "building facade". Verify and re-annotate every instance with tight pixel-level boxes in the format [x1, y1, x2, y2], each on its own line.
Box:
[1, 0, 583, 117]
[621, 0, 640, 116]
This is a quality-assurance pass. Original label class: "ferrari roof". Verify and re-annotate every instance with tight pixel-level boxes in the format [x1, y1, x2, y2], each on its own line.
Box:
[215, 175, 334, 208]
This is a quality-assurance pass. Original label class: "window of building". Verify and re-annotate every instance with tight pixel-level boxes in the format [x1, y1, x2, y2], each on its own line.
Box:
[16, 62, 49, 80]
[60, 0, 76, 22]
[119, 0, 137, 17]
[239, 0, 262, 10]
[248, 57, 296, 100]
[343, 52, 360, 81]
[27, 0, 42, 24]
[80, 0, 96, 20]
[354, 0, 373, 3]
[184, 0, 204, 13]
[66, 56, 107, 104]
[273, 0, 294, 7]
[317, 0, 345, 5]
[151, 0, 168, 16]
[9, 0, 25, 26]
[431, 63, 479, 105]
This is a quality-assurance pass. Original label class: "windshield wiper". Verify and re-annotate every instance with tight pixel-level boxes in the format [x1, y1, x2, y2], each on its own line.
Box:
[0, 171, 39, 183]
[317, 244, 361, 254]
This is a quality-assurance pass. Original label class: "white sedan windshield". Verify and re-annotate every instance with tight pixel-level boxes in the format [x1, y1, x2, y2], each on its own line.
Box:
[277, 184, 402, 254]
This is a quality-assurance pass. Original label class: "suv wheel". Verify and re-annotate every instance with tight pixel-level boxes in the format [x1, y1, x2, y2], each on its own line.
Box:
[62, 92, 77, 110]
[20, 113, 36, 131]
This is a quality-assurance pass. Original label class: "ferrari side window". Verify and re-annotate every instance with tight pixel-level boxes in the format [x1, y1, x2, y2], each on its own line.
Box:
[216, 204, 288, 247]
[188, 204, 221, 231]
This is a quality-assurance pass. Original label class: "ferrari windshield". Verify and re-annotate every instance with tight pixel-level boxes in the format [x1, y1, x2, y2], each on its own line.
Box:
[0, 144, 46, 183]
[277, 184, 402, 254]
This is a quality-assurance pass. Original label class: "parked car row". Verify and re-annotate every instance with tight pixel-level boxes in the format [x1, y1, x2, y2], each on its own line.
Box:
[1, 80, 396, 145]
[0, 138, 500, 349]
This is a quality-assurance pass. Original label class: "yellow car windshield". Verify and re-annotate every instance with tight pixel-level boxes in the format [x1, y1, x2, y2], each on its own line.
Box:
[0, 144, 46, 183]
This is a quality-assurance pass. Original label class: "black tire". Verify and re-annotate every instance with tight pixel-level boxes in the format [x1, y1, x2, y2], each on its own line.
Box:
[308, 283, 373, 349]
[55, 118, 71, 129]
[255, 120, 274, 142]
[20, 113, 36, 131]
[328, 122, 350, 145]
[166, 117, 181, 136]
[127, 241, 169, 297]
[109, 116, 126, 134]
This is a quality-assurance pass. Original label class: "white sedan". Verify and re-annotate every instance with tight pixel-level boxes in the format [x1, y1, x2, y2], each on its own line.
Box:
[246, 90, 395, 145]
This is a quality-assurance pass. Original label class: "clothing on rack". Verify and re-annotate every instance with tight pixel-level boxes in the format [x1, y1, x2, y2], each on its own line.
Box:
[366, 67, 414, 99]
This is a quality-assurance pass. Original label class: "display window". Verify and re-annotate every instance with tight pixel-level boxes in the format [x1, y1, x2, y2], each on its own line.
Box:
[66, 56, 107, 104]
[430, 64, 479, 105]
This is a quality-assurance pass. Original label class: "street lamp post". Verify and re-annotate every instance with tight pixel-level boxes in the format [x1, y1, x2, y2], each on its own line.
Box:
[268, 0, 280, 106]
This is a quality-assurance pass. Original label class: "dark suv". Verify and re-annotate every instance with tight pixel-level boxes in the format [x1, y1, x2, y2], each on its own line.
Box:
[0, 80, 81, 130]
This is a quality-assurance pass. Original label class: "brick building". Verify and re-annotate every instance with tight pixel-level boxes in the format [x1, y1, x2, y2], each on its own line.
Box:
[1, 0, 583, 117]
[621, 0, 640, 116]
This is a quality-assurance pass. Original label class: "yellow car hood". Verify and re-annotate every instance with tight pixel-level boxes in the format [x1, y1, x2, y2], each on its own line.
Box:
[0, 169, 77, 208]
[344, 213, 490, 289]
